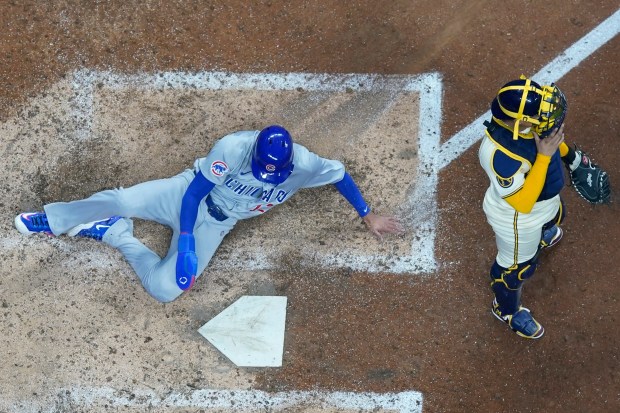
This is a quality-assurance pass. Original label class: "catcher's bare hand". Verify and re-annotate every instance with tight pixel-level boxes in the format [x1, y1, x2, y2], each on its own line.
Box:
[534, 124, 565, 157]
[362, 212, 405, 241]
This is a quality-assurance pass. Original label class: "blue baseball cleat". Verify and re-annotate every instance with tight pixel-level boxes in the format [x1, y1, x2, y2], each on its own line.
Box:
[540, 225, 563, 250]
[67, 216, 123, 241]
[492, 299, 545, 339]
[15, 212, 53, 236]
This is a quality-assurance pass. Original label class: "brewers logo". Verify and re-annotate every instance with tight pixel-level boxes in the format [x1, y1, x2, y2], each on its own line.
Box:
[496, 175, 513, 188]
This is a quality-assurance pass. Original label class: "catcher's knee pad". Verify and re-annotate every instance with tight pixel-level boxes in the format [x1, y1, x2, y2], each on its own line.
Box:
[490, 260, 537, 315]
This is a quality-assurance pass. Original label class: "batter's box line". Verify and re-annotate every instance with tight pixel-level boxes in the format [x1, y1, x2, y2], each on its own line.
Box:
[19, 387, 423, 412]
[70, 70, 444, 274]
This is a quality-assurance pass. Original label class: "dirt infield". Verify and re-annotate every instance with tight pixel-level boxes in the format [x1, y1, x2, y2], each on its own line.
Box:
[1, 2, 619, 412]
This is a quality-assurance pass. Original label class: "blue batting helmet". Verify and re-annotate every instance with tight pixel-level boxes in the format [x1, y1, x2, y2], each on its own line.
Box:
[252, 125, 294, 185]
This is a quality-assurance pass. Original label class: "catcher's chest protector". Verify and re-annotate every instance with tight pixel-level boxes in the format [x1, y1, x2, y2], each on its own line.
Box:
[486, 121, 564, 201]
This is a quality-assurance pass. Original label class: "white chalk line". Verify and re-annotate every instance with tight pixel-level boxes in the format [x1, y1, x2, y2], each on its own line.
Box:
[2, 388, 423, 413]
[71, 70, 443, 274]
[48, 387, 423, 413]
[436, 7, 620, 171]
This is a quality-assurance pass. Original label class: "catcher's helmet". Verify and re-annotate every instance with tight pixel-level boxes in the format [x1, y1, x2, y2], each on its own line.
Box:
[252, 125, 294, 185]
[491, 75, 567, 139]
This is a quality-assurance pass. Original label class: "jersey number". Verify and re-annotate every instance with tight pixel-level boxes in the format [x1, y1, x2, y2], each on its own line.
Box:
[250, 203, 274, 213]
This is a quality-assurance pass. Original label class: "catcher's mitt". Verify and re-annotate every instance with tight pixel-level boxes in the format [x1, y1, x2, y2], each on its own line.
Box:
[568, 148, 611, 204]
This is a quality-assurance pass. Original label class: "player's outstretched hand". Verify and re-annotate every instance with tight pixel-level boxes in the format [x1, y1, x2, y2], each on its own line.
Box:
[534, 123, 565, 156]
[362, 212, 405, 241]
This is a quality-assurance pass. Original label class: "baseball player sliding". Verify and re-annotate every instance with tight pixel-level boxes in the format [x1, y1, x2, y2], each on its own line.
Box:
[15, 125, 404, 303]
[479, 76, 610, 339]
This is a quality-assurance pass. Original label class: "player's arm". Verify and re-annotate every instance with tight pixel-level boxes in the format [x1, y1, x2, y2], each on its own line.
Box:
[504, 154, 551, 213]
[180, 171, 215, 233]
[333, 172, 404, 240]
[176, 171, 215, 291]
[505, 125, 565, 213]
[298, 147, 403, 239]
[333, 172, 371, 217]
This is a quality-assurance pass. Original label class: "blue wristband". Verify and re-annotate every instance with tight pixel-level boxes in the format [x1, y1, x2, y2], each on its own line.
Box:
[178, 232, 195, 252]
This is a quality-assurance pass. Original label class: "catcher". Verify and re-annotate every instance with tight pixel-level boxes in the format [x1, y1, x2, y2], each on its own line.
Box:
[478, 76, 611, 339]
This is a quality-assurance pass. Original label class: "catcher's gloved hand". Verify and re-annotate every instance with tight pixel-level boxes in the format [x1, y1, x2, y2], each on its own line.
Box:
[568, 148, 611, 204]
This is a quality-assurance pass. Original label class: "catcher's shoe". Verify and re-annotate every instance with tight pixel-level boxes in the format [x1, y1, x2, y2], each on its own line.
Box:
[540, 225, 563, 250]
[492, 299, 545, 339]
[67, 216, 122, 241]
[15, 212, 53, 236]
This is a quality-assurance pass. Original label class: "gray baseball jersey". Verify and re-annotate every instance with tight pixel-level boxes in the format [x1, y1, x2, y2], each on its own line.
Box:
[196, 131, 345, 220]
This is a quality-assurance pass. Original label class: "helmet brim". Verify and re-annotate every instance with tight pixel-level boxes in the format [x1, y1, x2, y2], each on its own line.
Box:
[251, 157, 294, 185]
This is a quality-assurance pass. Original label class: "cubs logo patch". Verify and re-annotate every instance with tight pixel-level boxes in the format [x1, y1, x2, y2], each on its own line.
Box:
[210, 160, 229, 177]
[496, 176, 514, 188]
[265, 164, 276, 172]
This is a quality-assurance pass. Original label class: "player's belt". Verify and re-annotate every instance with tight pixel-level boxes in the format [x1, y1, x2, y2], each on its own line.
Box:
[205, 194, 229, 222]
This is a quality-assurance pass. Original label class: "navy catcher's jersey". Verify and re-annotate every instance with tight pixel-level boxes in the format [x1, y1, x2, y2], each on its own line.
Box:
[194, 131, 346, 220]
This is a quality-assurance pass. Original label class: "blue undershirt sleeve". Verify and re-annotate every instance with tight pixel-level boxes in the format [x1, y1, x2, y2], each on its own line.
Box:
[180, 171, 216, 234]
[333, 172, 371, 218]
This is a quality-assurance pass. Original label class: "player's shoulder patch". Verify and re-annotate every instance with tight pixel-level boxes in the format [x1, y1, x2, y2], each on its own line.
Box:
[491, 149, 523, 188]
[210, 160, 229, 177]
[492, 149, 522, 179]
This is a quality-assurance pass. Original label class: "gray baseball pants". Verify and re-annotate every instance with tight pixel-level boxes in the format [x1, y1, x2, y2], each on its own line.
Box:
[44, 169, 237, 302]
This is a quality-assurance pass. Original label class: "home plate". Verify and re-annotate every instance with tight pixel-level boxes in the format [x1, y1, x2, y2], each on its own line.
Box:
[198, 296, 287, 367]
